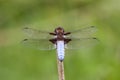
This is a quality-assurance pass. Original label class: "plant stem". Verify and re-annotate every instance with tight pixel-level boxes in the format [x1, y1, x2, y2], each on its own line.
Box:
[57, 59, 65, 80]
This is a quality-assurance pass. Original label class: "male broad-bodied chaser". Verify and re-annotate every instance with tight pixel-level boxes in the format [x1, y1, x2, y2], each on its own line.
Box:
[22, 26, 98, 62]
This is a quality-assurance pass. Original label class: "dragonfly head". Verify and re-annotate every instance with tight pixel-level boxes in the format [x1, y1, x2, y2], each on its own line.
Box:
[54, 27, 64, 34]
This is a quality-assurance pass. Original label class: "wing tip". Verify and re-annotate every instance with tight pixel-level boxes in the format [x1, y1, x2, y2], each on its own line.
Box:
[90, 26, 95, 28]
[92, 37, 97, 39]
[23, 27, 29, 29]
[21, 39, 28, 43]
[23, 39, 28, 41]
[92, 37, 100, 42]
[20, 39, 28, 44]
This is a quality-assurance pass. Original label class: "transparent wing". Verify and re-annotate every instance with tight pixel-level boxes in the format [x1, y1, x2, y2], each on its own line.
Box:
[66, 37, 98, 49]
[22, 39, 56, 50]
[23, 27, 53, 39]
[67, 26, 97, 38]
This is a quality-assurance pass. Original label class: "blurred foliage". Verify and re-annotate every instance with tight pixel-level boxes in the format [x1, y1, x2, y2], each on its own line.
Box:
[0, 0, 120, 80]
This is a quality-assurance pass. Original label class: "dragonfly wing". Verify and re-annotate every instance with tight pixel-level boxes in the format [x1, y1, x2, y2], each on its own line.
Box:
[66, 37, 98, 49]
[22, 39, 56, 50]
[67, 26, 97, 38]
[23, 27, 53, 39]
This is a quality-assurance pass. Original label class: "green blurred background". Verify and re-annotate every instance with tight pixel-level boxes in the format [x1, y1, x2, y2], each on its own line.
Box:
[0, 0, 120, 80]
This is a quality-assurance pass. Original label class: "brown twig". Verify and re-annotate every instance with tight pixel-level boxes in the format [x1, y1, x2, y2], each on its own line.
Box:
[57, 58, 65, 80]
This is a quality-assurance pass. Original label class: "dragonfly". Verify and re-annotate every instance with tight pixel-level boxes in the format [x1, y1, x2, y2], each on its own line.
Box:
[22, 26, 98, 62]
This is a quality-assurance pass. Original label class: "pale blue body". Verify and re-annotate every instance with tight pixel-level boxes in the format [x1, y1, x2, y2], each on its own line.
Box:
[56, 41, 65, 61]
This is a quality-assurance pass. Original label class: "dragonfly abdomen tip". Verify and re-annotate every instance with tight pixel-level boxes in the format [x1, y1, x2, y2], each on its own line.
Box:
[58, 56, 64, 62]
